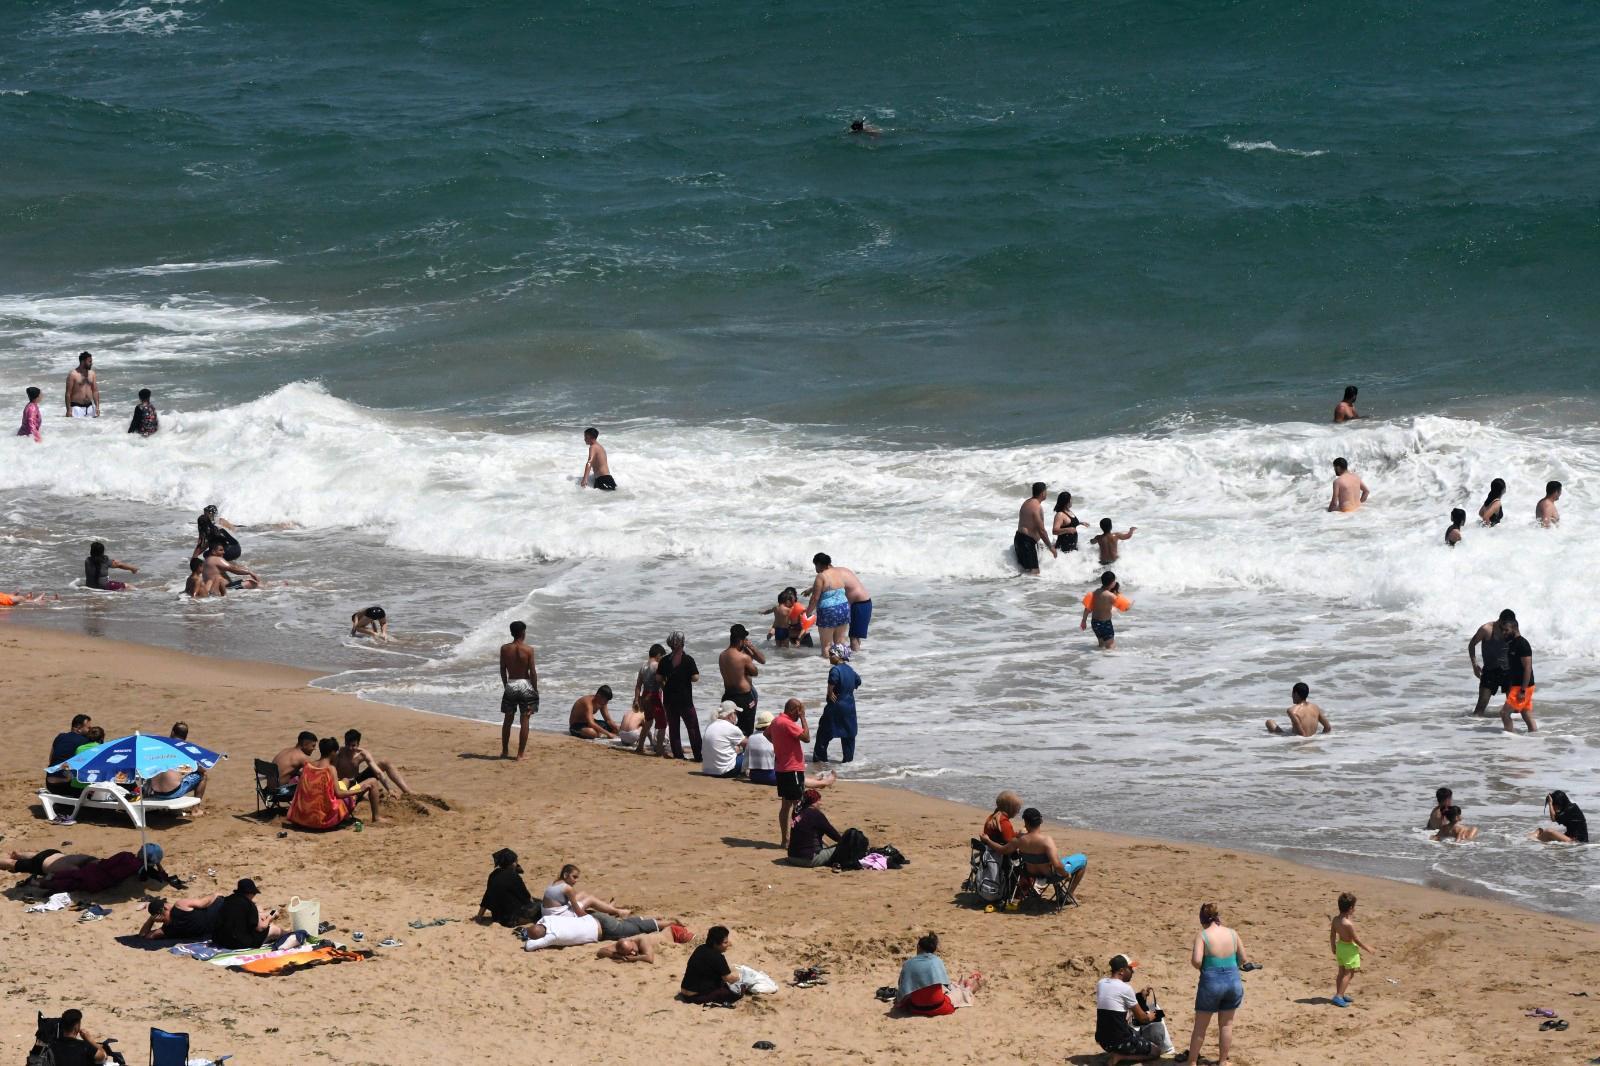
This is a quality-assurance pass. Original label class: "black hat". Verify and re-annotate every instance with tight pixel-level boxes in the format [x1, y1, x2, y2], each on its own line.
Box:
[236, 878, 260, 895]
[492, 848, 518, 868]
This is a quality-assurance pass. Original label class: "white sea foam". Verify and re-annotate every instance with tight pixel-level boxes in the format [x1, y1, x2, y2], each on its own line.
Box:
[49, 3, 194, 37]
[93, 259, 281, 277]
[1226, 138, 1329, 158]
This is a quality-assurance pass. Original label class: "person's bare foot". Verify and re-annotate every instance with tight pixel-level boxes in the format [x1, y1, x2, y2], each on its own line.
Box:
[516, 753, 527, 762]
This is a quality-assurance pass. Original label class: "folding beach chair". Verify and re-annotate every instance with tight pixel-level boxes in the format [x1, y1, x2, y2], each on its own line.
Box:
[151, 1026, 232, 1066]
[1023, 864, 1079, 911]
[254, 758, 295, 813]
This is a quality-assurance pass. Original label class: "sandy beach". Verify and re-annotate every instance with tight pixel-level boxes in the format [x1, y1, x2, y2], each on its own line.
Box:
[2, 624, 1595, 1065]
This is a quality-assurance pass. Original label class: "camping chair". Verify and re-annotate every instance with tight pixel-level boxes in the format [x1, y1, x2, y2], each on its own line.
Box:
[151, 1027, 232, 1066]
[253, 759, 295, 813]
[1018, 861, 1079, 911]
[963, 837, 1021, 908]
[35, 1013, 129, 1065]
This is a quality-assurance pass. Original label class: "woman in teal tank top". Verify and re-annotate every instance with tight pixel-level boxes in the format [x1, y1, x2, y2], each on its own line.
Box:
[1186, 901, 1250, 1066]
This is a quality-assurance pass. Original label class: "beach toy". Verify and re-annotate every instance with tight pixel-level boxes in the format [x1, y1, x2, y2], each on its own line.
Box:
[0, 593, 14, 607]
[788, 604, 816, 632]
[287, 896, 321, 935]
[1081, 593, 1133, 612]
[1505, 685, 1535, 712]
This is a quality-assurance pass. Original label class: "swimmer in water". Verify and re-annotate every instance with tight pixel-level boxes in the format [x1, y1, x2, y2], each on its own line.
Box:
[580, 426, 615, 490]
[183, 557, 222, 598]
[1445, 507, 1466, 547]
[1265, 682, 1332, 736]
[1536, 480, 1561, 527]
[1426, 787, 1453, 830]
[1333, 385, 1360, 423]
[1014, 482, 1056, 575]
[1089, 517, 1136, 565]
[1478, 478, 1505, 526]
[351, 605, 389, 641]
[848, 118, 881, 137]
[0, 591, 58, 607]
[1431, 805, 1478, 842]
[1326, 457, 1369, 513]
[1051, 491, 1088, 553]
[200, 539, 261, 590]
[1080, 571, 1124, 649]
[84, 541, 138, 591]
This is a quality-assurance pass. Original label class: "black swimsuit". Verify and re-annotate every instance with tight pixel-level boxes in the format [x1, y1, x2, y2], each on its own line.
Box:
[1054, 513, 1081, 552]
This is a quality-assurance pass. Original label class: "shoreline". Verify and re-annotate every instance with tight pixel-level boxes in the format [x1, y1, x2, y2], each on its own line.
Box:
[8, 610, 1584, 925]
[3, 624, 1597, 1064]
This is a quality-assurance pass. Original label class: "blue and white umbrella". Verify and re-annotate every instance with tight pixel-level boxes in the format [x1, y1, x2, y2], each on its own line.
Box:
[47, 732, 225, 868]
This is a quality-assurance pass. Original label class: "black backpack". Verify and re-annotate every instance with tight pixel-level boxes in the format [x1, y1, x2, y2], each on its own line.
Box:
[829, 828, 870, 869]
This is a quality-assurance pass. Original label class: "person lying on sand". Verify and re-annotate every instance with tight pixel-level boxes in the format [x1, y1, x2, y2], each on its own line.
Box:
[139, 893, 229, 940]
[597, 935, 657, 963]
[521, 910, 677, 951]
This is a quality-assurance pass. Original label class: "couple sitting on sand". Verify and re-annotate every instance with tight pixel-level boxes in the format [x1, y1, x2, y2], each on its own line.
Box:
[981, 791, 1089, 902]
[281, 728, 412, 830]
[475, 849, 689, 958]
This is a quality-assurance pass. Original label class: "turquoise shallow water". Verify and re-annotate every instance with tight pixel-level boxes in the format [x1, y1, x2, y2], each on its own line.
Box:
[3, 2, 1599, 920]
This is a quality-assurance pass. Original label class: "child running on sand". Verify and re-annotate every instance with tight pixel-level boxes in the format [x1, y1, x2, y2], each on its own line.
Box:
[1330, 892, 1373, 1007]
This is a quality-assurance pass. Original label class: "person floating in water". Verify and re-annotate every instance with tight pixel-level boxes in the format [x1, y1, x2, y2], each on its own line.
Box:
[580, 427, 615, 490]
[1266, 682, 1332, 736]
[1445, 507, 1466, 546]
[1326, 457, 1368, 513]
[848, 118, 881, 137]
[1537, 480, 1562, 527]
[1333, 385, 1360, 423]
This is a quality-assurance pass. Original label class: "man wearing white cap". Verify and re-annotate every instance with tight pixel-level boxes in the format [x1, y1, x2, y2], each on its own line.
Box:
[702, 702, 747, 779]
[1095, 953, 1173, 1063]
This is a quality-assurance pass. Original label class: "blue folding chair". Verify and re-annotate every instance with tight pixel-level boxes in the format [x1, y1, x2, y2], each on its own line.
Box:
[150, 1027, 231, 1066]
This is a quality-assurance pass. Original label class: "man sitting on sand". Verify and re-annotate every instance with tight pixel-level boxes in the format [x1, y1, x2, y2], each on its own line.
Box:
[702, 702, 748, 779]
[310, 736, 383, 822]
[139, 892, 229, 940]
[1326, 457, 1369, 513]
[476, 848, 542, 927]
[335, 728, 413, 795]
[679, 926, 742, 1005]
[521, 909, 677, 951]
[896, 932, 982, 1015]
[569, 686, 619, 739]
[1266, 682, 1332, 736]
[272, 731, 318, 793]
[745, 710, 778, 785]
[982, 807, 1089, 901]
[1095, 954, 1174, 1062]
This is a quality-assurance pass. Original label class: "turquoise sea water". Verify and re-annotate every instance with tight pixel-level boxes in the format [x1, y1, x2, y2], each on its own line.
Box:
[3, 1, 1599, 918]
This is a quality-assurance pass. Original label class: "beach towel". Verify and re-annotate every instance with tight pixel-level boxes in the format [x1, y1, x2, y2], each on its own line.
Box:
[285, 763, 355, 831]
[234, 944, 367, 975]
[207, 938, 324, 966]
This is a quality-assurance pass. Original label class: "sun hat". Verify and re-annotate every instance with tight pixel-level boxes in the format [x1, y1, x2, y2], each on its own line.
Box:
[717, 701, 740, 720]
[754, 709, 776, 730]
[236, 878, 260, 895]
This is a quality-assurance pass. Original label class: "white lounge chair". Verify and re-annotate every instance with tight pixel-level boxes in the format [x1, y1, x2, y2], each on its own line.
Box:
[36, 783, 200, 827]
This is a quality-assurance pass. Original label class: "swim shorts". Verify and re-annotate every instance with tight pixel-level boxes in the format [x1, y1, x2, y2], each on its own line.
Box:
[70, 405, 94, 418]
[773, 627, 789, 643]
[1505, 685, 1535, 712]
[1091, 619, 1115, 641]
[568, 723, 592, 738]
[502, 680, 539, 715]
[593, 475, 617, 491]
[723, 688, 758, 735]
[849, 599, 872, 639]
[776, 770, 804, 800]
[1478, 671, 1512, 695]
[145, 771, 202, 800]
[1335, 940, 1361, 970]
[19, 849, 60, 876]
[1061, 852, 1087, 874]
[105, 580, 127, 592]
[640, 690, 666, 729]
[1013, 531, 1040, 571]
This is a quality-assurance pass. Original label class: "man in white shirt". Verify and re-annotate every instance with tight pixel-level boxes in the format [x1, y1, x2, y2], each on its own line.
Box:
[702, 702, 747, 779]
[1094, 954, 1173, 1062]
[745, 710, 777, 785]
[521, 910, 670, 951]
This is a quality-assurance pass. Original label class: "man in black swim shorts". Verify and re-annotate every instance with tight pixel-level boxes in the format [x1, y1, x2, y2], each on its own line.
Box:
[1014, 481, 1055, 575]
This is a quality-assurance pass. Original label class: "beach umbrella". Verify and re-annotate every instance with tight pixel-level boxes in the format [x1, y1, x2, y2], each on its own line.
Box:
[47, 732, 225, 868]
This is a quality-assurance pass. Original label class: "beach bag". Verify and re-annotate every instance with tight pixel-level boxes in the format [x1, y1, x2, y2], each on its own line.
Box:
[736, 966, 778, 995]
[829, 828, 870, 870]
[287, 896, 320, 934]
[974, 848, 1007, 903]
[285, 764, 353, 831]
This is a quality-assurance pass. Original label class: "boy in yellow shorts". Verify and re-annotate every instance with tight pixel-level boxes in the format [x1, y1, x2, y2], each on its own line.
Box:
[1330, 892, 1373, 1007]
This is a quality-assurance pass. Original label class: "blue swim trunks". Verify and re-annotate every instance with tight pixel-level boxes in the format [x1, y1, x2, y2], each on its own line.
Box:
[1061, 852, 1087, 874]
[1091, 619, 1114, 641]
[849, 599, 872, 639]
[145, 770, 202, 801]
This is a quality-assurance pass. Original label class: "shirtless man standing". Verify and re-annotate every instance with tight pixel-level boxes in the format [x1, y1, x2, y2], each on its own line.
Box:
[199, 540, 261, 590]
[580, 427, 615, 490]
[836, 564, 873, 652]
[718, 624, 766, 735]
[1326, 457, 1369, 513]
[568, 686, 619, 739]
[499, 620, 539, 760]
[1090, 518, 1136, 565]
[65, 351, 99, 418]
[1014, 482, 1056, 576]
[1266, 682, 1332, 736]
[807, 553, 852, 656]
[1537, 480, 1562, 527]
[1333, 385, 1360, 423]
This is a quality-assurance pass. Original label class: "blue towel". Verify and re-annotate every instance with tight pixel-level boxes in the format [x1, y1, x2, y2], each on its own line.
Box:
[897, 953, 949, 1002]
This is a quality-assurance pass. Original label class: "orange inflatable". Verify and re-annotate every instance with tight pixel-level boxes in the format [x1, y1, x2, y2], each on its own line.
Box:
[0, 593, 15, 607]
[1504, 685, 1535, 713]
[1081, 593, 1132, 612]
[788, 603, 816, 632]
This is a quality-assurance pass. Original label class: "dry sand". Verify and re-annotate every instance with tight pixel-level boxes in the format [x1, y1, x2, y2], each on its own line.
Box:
[1, 625, 1595, 1065]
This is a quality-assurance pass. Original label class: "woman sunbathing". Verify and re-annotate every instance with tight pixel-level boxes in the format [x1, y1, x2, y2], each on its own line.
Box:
[542, 863, 627, 917]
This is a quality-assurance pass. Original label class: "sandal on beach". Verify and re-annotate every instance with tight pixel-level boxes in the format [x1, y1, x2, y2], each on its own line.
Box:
[378, 937, 403, 948]
[1529, 1009, 1557, 1018]
[1540, 1018, 1563, 1030]
[874, 986, 897, 1002]
[1551, 1020, 1569, 1032]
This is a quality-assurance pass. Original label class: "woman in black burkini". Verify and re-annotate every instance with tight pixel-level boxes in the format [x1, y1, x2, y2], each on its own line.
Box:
[1478, 479, 1506, 526]
[475, 847, 541, 926]
[680, 925, 741, 1005]
[1052, 492, 1088, 553]
[655, 630, 701, 761]
[1533, 791, 1587, 844]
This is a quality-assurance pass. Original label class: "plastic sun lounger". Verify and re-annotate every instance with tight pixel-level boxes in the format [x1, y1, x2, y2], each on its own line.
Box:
[37, 783, 200, 827]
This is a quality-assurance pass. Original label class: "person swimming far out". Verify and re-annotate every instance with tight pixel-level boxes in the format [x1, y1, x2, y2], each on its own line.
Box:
[848, 118, 881, 137]
[1333, 385, 1360, 423]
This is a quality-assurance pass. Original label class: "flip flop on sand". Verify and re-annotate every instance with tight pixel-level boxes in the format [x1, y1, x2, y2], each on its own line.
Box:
[874, 986, 897, 1002]
[1528, 1009, 1557, 1018]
